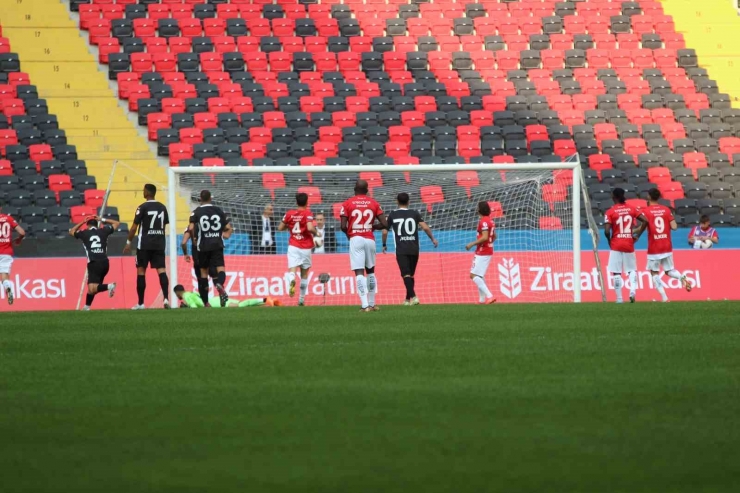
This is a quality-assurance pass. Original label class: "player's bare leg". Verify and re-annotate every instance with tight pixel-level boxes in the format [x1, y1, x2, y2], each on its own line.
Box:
[651, 271, 669, 302]
[2, 273, 12, 305]
[298, 268, 309, 306]
[627, 271, 637, 303]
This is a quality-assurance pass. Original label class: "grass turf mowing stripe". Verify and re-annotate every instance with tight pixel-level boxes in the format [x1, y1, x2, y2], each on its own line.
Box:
[1, 302, 739, 492]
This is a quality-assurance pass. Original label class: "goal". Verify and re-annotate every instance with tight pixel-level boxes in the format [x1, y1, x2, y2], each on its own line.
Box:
[167, 163, 603, 307]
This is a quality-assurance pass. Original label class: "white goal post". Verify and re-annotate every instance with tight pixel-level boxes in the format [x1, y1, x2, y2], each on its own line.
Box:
[168, 162, 602, 307]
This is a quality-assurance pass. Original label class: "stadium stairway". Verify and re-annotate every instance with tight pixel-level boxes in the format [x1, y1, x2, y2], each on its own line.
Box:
[1, 0, 189, 225]
[660, 0, 740, 108]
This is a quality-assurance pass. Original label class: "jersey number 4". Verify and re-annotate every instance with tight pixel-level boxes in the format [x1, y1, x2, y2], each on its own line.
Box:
[393, 217, 416, 236]
[199, 214, 222, 232]
[291, 222, 302, 234]
[351, 209, 374, 230]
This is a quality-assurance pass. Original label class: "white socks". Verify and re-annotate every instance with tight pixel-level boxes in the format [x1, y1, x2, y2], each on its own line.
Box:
[652, 274, 668, 302]
[2, 280, 11, 290]
[472, 276, 492, 302]
[627, 271, 637, 297]
[356, 275, 368, 308]
[612, 275, 624, 303]
[665, 270, 682, 281]
[367, 273, 377, 307]
[299, 279, 308, 303]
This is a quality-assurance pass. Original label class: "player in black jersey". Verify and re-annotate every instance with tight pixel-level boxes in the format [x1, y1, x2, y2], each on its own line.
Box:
[123, 184, 171, 309]
[70, 215, 119, 311]
[184, 190, 232, 306]
[382, 193, 438, 305]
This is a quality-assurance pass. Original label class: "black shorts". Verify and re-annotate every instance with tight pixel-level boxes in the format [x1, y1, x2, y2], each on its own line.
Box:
[87, 259, 110, 284]
[197, 249, 225, 271]
[193, 259, 218, 279]
[396, 253, 419, 277]
[136, 249, 166, 269]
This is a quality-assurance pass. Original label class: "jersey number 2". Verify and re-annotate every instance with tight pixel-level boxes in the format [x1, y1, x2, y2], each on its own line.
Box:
[89, 235, 102, 249]
[351, 209, 374, 230]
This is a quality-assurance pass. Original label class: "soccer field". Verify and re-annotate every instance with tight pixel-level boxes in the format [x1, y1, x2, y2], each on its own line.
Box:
[2, 303, 739, 493]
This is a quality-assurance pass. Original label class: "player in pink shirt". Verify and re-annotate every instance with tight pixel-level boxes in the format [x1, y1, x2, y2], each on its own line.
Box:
[465, 201, 496, 305]
[278, 192, 319, 306]
[633, 188, 692, 302]
[0, 201, 26, 305]
[340, 180, 388, 312]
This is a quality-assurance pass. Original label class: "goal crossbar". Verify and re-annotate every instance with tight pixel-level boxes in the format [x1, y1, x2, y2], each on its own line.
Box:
[168, 162, 585, 306]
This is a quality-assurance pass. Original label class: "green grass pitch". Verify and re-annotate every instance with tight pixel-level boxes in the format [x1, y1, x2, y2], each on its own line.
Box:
[2, 303, 739, 493]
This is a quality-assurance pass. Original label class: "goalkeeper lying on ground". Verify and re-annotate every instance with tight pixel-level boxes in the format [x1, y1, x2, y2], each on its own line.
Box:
[174, 285, 282, 308]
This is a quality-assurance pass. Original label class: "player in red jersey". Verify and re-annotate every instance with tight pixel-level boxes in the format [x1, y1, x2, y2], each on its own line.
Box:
[278, 192, 319, 306]
[465, 201, 496, 305]
[633, 188, 692, 302]
[604, 188, 647, 303]
[0, 201, 26, 305]
[340, 180, 388, 312]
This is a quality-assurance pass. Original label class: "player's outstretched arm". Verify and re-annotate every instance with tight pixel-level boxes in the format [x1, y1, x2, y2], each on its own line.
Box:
[307, 221, 318, 236]
[466, 231, 489, 251]
[603, 222, 612, 245]
[419, 221, 438, 248]
[670, 219, 678, 231]
[340, 216, 349, 236]
[381, 228, 389, 253]
[277, 220, 288, 232]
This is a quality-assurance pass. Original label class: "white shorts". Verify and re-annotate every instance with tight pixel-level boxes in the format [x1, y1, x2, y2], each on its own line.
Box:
[0, 255, 13, 274]
[647, 253, 674, 272]
[471, 255, 492, 277]
[349, 236, 376, 271]
[607, 251, 637, 274]
[287, 246, 312, 269]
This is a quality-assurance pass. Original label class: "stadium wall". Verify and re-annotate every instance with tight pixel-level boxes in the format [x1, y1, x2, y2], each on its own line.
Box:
[1, 250, 737, 311]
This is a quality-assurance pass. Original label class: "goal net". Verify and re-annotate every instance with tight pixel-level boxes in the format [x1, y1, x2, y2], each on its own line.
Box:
[168, 164, 602, 307]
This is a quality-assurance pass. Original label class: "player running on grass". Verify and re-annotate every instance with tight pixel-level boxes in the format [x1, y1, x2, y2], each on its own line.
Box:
[70, 216, 119, 310]
[174, 285, 280, 308]
[340, 179, 388, 312]
[604, 187, 647, 304]
[185, 190, 233, 307]
[124, 184, 170, 310]
[465, 201, 497, 305]
[0, 201, 25, 305]
[633, 188, 692, 302]
[382, 192, 438, 306]
[278, 192, 319, 306]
